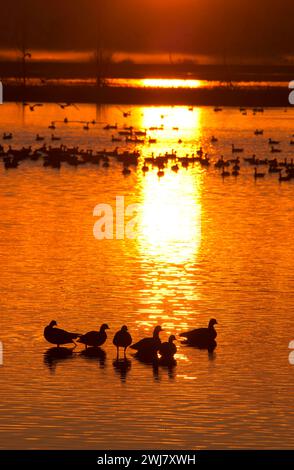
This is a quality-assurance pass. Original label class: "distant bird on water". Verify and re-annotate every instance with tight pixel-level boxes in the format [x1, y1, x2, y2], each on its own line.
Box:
[158, 335, 177, 359]
[44, 320, 81, 347]
[130, 325, 163, 358]
[78, 323, 109, 349]
[29, 103, 43, 112]
[113, 325, 133, 358]
[58, 103, 79, 110]
[180, 319, 218, 346]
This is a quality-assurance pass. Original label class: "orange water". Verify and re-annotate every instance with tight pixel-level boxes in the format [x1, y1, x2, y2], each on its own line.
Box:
[0, 103, 293, 449]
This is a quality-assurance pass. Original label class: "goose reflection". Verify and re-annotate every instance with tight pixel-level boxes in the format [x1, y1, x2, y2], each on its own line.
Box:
[134, 354, 176, 381]
[113, 358, 132, 382]
[183, 340, 217, 360]
[44, 347, 76, 373]
[80, 347, 106, 368]
[158, 357, 177, 380]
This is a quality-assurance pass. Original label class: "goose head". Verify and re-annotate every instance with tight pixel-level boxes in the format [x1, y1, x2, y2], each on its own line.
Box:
[49, 320, 57, 328]
[208, 319, 218, 328]
[169, 335, 176, 343]
[100, 323, 110, 332]
[153, 325, 163, 338]
[121, 325, 128, 332]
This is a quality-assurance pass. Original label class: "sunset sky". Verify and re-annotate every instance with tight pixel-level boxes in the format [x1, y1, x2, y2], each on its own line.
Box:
[0, 0, 293, 64]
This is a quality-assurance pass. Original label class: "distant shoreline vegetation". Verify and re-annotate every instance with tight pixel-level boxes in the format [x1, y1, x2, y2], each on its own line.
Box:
[2, 81, 291, 107]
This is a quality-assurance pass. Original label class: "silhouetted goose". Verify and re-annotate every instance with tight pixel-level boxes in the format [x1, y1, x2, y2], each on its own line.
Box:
[130, 325, 163, 357]
[3, 133, 13, 140]
[159, 335, 177, 359]
[122, 166, 131, 176]
[171, 164, 179, 173]
[29, 103, 43, 112]
[221, 169, 230, 177]
[254, 167, 265, 178]
[78, 323, 109, 349]
[268, 138, 280, 145]
[279, 170, 291, 182]
[180, 319, 218, 345]
[44, 320, 81, 347]
[112, 135, 122, 142]
[271, 146, 281, 153]
[232, 144, 244, 153]
[113, 325, 132, 357]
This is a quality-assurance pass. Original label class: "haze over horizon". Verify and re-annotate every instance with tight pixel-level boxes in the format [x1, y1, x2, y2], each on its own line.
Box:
[0, 0, 293, 65]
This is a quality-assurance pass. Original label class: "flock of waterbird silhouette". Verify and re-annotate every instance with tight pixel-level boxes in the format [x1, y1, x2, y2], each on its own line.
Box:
[43, 319, 218, 369]
[1, 104, 294, 182]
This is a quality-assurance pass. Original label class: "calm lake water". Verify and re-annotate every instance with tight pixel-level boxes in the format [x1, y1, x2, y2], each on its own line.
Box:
[0, 103, 293, 449]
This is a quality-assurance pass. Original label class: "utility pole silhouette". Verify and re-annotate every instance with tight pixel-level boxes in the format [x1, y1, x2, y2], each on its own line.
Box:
[96, 2, 104, 88]
[20, 0, 31, 94]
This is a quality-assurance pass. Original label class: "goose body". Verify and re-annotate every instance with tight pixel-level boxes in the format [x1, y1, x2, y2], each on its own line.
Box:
[159, 335, 177, 359]
[113, 325, 133, 357]
[122, 166, 131, 175]
[130, 326, 163, 357]
[254, 167, 265, 178]
[78, 323, 109, 349]
[3, 133, 13, 140]
[180, 319, 218, 345]
[44, 320, 80, 347]
[232, 144, 244, 153]
[269, 138, 280, 145]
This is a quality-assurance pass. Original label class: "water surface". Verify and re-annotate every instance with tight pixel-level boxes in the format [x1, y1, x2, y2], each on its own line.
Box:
[0, 104, 293, 449]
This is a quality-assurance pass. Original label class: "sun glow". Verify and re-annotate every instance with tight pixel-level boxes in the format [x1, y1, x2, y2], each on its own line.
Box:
[141, 79, 203, 88]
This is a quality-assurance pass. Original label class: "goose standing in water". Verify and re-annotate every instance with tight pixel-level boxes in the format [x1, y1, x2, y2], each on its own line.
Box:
[78, 323, 109, 349]
[130, 325, 163, 358]
[44, 320, 81, 347]
[180, 319, 218, 346]
[113, 325, 133, 358]
[159, 335, 177, 359]
[254, 167, 265, 179]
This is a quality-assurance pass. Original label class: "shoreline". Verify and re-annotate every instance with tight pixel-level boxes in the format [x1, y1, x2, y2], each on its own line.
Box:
[3, 84, 291, 107]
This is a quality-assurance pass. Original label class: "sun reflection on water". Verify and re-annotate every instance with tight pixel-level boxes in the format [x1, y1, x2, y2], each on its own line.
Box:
[132, 105, 204, 331]
[138, 170, 202, 265]
[139, 106, 203, 150]
[134, 169, 203, 331]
